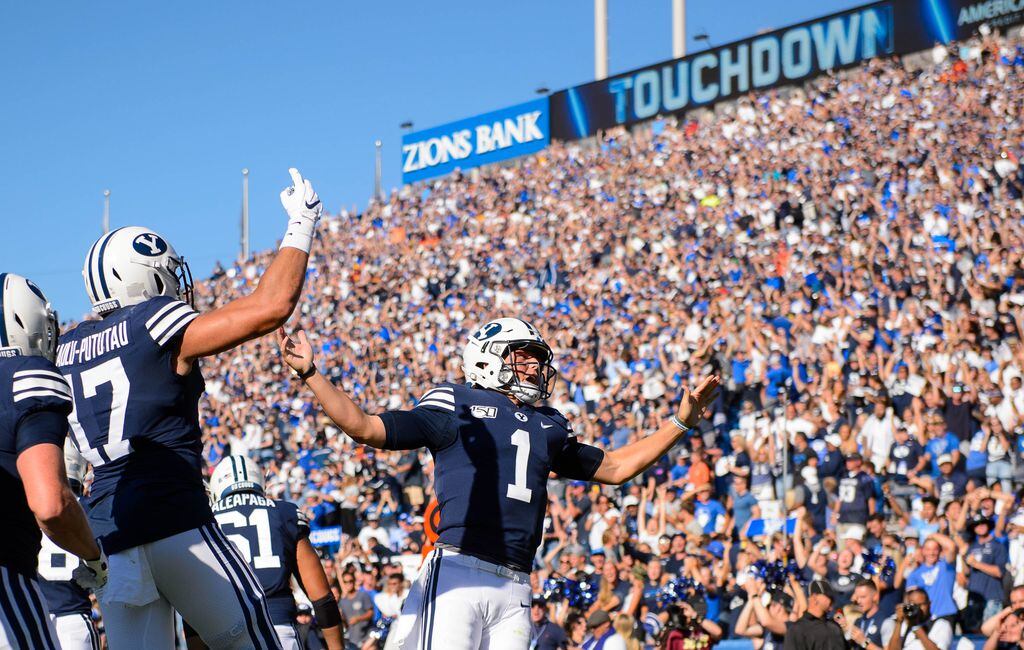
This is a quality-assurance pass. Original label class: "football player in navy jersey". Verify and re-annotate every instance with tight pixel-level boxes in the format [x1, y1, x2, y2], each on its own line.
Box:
[210, 455, 344, 650]
[278, 317, 719, 650]
[58, 169, 323, 650]
[38, 441, 101, 650]
[0, 273, 107, 650]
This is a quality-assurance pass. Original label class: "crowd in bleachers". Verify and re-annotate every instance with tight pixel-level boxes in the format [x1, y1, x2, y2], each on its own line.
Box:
[191, 27, 1024, 650]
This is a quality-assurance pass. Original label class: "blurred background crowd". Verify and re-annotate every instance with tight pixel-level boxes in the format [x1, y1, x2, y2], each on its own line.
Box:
[181, 27, 1024, 650]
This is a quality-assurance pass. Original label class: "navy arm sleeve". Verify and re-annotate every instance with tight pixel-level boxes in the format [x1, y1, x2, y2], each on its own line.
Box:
[379, 406, 457, 451]
[16, 410, 69, 453]
[551, 436, 605, 481]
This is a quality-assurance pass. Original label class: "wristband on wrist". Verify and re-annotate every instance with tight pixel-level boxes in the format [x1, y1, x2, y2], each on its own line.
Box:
[670, 415, 691, 432]
[294, 363, 317, 381]
[280, 217, 317, 253]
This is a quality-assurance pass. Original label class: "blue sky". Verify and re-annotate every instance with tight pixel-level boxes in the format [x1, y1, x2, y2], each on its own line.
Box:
[0, 0, 860, 319]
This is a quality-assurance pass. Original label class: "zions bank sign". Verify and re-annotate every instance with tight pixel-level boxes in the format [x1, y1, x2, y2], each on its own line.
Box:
[550, 4, 894, 139]
[401, 99, 549, 183]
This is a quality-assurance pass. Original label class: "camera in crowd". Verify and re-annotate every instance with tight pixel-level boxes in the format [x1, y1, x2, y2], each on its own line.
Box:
[902, 603, 927, 626]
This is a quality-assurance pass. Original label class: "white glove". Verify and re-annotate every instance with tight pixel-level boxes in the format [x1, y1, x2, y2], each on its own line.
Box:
[72, 553, 108, 591]
[279, 167, 322, 253]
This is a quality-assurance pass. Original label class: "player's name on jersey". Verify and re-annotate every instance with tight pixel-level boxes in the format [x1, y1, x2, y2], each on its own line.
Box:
[212, 492, 277, 512]
[56, 322, 130, 366]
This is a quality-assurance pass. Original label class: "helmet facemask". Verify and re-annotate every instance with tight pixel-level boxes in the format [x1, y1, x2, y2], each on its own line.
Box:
[493, 340, 556, 404]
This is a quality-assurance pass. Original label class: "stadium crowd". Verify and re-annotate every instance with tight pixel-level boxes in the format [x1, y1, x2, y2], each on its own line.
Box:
[183, 26, 1024, 650]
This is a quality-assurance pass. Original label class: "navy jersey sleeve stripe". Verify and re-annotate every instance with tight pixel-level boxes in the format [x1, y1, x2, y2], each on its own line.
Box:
[146, 302, 198, 344]
[13, 378, 71, 398]
[12, 369, 66, 382]
[418, 389, 454, 403]
[13, 389, 72, 404]
[416, 400, 455, 412]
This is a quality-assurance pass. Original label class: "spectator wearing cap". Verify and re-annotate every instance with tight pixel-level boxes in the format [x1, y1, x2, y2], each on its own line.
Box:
[902, 534, 959, 620]
[944, 383, 978, 441]
[934, 455, 968, 511]
[964, 514, 1010, 632]
[837, 452, 876, 548]
[529, 595, 568, 650]
[819, 433, 845, 481]
[356, 512, 389, 552]
[582, 610, 626, 650]
[880, 588, 953, 650]
[782, 580, 845, 650]
[621, 494, 640, 539]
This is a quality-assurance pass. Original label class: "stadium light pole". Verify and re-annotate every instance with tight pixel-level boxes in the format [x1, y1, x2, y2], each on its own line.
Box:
[240, 168, 249, 262]
[672, 0, 686, 58]
[594, 0, 608, 80]
[102, 190, 110, 234]
[374, 140, 383, 201]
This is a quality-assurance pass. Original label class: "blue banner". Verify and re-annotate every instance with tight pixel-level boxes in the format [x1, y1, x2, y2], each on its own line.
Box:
[309, 526, 342, 548]
[401, 98, 549, 184]
[551, 3, 895, 140]
[551, 0, 1024, 141]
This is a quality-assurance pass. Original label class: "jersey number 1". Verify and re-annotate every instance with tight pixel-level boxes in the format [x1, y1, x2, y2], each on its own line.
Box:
[507, 429, 533, 504]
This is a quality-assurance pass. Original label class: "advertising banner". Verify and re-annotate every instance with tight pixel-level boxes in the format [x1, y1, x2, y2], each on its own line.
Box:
[549, 0, 1024, 140]
[401, 98, 549, 184]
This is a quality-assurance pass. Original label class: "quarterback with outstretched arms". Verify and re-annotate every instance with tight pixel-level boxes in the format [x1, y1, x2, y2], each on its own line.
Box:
[278, 317, 719, 650]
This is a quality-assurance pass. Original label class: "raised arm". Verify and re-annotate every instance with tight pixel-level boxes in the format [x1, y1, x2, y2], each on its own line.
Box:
[591, 376, 720, 484]
[175, 169, 323, 372]
[279, 329, 387, 447]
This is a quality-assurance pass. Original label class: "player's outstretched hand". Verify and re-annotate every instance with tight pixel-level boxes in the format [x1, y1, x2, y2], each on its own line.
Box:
[72, 553, 108, 591]
[278, 327, 314, 374]
[279, 168, 323, 223]
[676, 375, 720, 428]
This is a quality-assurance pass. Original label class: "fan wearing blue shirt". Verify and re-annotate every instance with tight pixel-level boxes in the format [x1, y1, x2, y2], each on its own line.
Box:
[905, 533, 959, 618]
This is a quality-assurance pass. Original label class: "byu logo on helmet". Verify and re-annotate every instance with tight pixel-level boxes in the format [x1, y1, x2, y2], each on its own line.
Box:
[132, 233, 168, 257]
[474, 322, 503, 340]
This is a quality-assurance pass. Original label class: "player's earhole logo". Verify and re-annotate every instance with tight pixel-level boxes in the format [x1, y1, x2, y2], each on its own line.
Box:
[132, 233, 168, 257]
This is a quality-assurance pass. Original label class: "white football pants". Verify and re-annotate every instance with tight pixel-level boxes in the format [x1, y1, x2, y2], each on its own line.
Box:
[384, 547, 531, 650]
[99, 522, 282, 650]
[51, 612, 100, 650]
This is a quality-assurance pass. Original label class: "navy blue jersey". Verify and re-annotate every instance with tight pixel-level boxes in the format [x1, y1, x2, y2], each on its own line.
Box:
[0, 355, 73, 576]
[38, 499, 92, 616]
[57, 296, 209, 554]
[379, 383, 605, 571]
[213, 492, 309, 625]
[837, 471, 874, 524]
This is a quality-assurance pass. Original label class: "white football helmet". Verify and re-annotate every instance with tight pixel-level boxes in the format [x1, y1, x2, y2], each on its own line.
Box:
[83, 226, 193, 315]
[461, 317, 556, 404]
[64, 438, 88, 495]
[210, 455, 265, 501]
[0, 273, 59, 361]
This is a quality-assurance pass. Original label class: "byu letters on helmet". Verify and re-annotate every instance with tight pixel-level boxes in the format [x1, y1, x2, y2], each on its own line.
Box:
[0, 273, 59, 361]
[210, 455, 266, 501]
[82, 226, 194, 314]
[461, 317, 556, 404]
